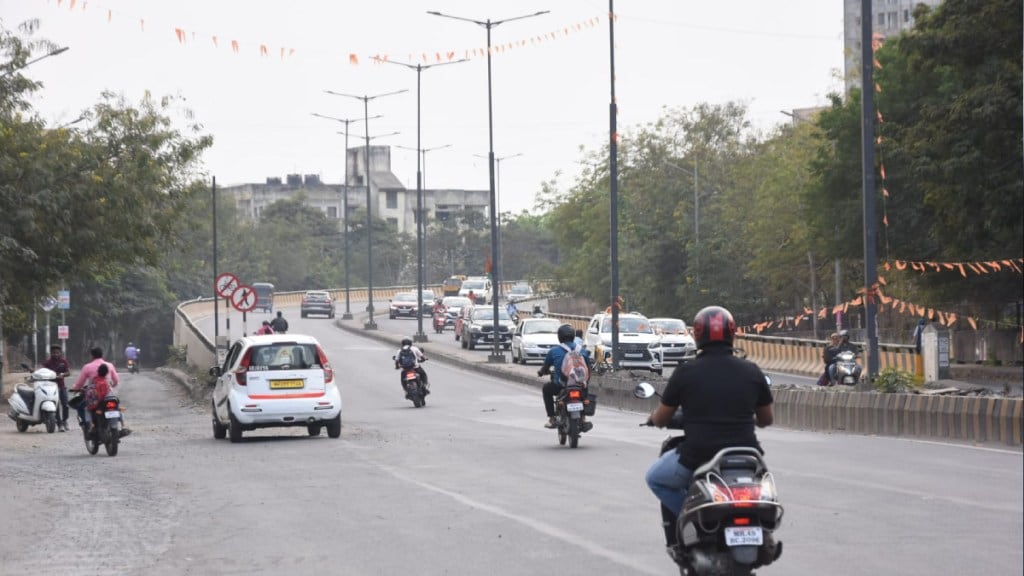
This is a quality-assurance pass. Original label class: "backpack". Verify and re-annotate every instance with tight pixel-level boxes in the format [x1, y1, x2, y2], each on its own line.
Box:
[397, 347, 418, 369]
[560, 343, 589, 387]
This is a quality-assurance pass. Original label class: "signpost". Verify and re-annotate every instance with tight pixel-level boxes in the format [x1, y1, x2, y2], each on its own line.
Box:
[230, 285, 257, 336]
[216, 273, 239, 344]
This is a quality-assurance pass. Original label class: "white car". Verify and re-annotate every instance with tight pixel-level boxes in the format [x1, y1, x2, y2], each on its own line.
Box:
[210, 334, 341, 442]
[649, 317, 697, 365]
[458, 278, 491, 304]
[584, 312, 663, 374]
[511, 317, 563, 364]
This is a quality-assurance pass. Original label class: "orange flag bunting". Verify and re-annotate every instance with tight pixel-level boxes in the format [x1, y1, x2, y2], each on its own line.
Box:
[107, 9, 112, 22]
[957, 263, 967, 277]
[967, 317, 978, 330]
[883, 214, 889, 226]
[987, 261, 1002, 271]
[877, 275, 887, 285]
[817, 308, 827, 319]
[947, 313, 957, 326]
[803, 307, 813, 315]
[850, 297, 862, 306]
[70, 0, 77, 10]
[349, 54, 359, 65]
[212, 36, 218, 48]
[260, 45, 268, 57]
[880, 164, 886, 179]
[882, 187, 889, 197]
[231, 40, 239, 53]
[175, 28, 185, 44]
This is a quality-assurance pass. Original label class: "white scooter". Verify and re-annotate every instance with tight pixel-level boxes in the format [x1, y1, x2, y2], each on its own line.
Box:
[6, 364, 61, 433]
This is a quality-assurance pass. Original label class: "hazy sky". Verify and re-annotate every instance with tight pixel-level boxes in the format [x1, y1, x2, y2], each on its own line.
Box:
[4, 0, 846, 214]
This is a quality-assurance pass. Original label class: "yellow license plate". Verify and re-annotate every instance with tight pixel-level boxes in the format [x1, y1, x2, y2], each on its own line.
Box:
[270, 379, 304, 390]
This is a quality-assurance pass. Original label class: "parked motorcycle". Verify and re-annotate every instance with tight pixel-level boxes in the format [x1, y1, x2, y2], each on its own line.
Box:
[68, 390, 124, 457]
[6, 364, 60, 433]
[830, 350, 861, 386]
[634, 382, 783, 575]
[538, 369, 595, 448]
[394, 357, 429, 408]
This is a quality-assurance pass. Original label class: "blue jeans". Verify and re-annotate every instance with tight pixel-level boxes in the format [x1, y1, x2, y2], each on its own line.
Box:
[646, 449, 695, 517]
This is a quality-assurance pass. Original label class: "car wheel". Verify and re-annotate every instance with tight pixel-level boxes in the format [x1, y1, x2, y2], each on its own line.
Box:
[329, 312, 335, 319]
[212, 401, 227, 439]
[301, 312, 307, 318]
[511, 349, 519, 363]
[326, 414, 342, 439]
[307, 424, 322, 436]
[228, 408, 243, 443]
[461, 336, 468, 349]
[468, 337, 476, 350]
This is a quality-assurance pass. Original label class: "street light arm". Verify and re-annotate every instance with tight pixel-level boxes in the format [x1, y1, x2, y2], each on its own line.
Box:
[1, 46, 70, 79]
[428, 10, 548, 27]
[312, 112, 382, 124]
[337, 130, 400, 141]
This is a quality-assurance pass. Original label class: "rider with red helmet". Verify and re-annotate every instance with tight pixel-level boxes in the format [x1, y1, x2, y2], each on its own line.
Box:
[643, 306, 774, 561]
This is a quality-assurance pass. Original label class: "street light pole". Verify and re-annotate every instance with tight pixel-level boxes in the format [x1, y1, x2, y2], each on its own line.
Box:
[385, 58, 467, 343]
[312, 112, 382, 320]
[326, 89, 407, 330]
[0, 46, 69, 79]
[428, 8, 549, 363]
[474, 152, 523, 294]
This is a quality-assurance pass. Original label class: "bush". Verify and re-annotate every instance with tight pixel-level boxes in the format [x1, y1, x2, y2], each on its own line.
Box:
[166, 344, 188, 368]
[874, 366, 916, 393]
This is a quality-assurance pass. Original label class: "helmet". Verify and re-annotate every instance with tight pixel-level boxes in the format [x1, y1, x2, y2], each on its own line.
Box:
[127, 342, 134, 347]
[401, 338, 413, 347]
[692, 306, 736, 349]
[839, 330, 850, 342]
[557, 324, 575, 344]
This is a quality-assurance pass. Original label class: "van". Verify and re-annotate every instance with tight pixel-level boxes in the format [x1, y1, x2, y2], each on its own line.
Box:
[252, 282, 275, 313]
[459, 278, 491, 305]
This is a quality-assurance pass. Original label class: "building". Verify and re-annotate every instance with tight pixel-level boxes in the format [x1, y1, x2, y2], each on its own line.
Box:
[843, 0, 943, 93]
[221, 145, 490, 235]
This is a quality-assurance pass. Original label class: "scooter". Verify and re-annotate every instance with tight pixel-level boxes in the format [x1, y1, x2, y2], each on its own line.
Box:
[635, 381, 783, 576]
[432, 309, 447, 334]
[6, 363, 60, 433]
[393, 356, 429, 408]
[830, 350, 862, 386]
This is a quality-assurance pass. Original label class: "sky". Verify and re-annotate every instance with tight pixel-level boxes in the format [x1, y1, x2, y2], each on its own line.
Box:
[3, 0, 847, 215]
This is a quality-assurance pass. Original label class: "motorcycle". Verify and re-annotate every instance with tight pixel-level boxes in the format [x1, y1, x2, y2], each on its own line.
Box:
[432, 309, 447, 334]
[127, 357, 140, 374]
[634, 382, 783, 576]
[394, 356, 429, 408]
[538, 368, 595, 448]
[830, 350, 861, 386]
[6, 364, 60, 433]
[68, 390, 124, 457]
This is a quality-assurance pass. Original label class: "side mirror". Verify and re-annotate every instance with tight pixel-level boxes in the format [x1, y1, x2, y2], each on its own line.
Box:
[633, 382, 657, 399]
[208, 366, 222, 377]
[588, 327, 598, 335]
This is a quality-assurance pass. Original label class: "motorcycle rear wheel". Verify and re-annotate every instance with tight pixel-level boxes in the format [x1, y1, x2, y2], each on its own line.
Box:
[568, 419, 580, 449]
[105, 426, 119, 457]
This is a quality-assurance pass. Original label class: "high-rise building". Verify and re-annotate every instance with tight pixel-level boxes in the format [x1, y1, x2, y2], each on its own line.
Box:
[843, 0, 943, 93]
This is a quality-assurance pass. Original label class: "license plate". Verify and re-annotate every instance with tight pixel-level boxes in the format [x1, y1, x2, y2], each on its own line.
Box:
[624, 353, 643, 359]
[724, 526, 763, 546]
[566, 402, 584, 412]
[104, 410, 121, 419]
[270, 379, 304, 389]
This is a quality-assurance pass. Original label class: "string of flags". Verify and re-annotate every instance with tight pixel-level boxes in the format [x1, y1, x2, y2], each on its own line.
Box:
[882, 258, 1023, 276]
[42, 0, 605, 64]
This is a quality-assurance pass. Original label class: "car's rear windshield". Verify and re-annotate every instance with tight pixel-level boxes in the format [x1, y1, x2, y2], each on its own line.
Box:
[524, 319, 560, 334]
[305, 293, 330, 301]
[602, 317, 652, 333]
[463, 281, 487, 290]
[247, 344, 321, 370]
[511, 286, 531, 294]
[443, 297, 470, 308]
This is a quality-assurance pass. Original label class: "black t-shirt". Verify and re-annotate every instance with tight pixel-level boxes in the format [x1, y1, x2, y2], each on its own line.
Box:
[661, 345, 773, 469]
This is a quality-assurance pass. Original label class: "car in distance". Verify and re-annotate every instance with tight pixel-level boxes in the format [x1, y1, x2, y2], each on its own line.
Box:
[511, 317, 563, 364]
[300, 290, 336, 319]
[252, 282, 275, 313]
[389, 291, 421, 319]
[209, 334, 341, 442]
[461, 306, 515, 350]
[584, 312, 663, 374]
[441, 296, 472, 331]
[507, 283, 534, 303]
[459, 278, 491, 305]
[442, 276, 464, 297]
[649, 317, 697, 365]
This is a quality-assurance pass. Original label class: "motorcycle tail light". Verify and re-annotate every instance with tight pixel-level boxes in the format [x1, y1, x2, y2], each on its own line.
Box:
[733, 517, 751, 526]
[104, 400, 118, 411]
[568, 389, 582, 400]
[316, 345, 334, 384]
[730, 486, 762, 502]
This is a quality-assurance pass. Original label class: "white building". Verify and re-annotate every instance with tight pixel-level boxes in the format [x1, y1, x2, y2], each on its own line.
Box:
[221, 145, 489, 235]
[843, 0, 943, 93]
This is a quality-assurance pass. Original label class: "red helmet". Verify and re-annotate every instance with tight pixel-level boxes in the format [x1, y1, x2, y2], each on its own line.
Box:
[692, 306, 736, 349]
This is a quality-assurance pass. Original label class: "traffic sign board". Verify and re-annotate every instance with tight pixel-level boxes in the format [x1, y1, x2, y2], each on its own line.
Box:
[215, 273, 240, 298]
[58, 290, 70, 310]
[230, 285, 257, 313]
[58, 325, 69, 339]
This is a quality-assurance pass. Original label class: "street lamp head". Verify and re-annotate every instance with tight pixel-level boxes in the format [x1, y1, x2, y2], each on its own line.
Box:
[49, 46, 70, 57]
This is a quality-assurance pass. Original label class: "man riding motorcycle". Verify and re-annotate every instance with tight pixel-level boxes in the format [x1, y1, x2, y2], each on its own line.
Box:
[537, 324, 592, 429]
[827, 329, 859, 384]
[643, 306, 773, 563]
[394, 338, 429, 395]
[71, 347, 131, 437]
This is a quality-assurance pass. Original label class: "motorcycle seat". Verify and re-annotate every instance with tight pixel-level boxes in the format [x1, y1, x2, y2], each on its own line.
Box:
[693, 447, 765, 477]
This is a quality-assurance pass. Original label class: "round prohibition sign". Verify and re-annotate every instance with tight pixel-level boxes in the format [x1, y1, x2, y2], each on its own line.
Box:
[230, 284, 257, 313]
[215, 273, 240, 298]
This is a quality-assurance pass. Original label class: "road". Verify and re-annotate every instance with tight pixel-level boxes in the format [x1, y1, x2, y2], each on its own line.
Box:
[0, 308, 1020, 575]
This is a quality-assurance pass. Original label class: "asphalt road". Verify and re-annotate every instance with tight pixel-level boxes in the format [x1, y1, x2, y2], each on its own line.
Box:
[1, 308, 1020, 576]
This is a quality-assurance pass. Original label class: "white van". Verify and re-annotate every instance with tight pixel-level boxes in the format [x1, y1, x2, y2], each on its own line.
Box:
[585, 312, 663, 374]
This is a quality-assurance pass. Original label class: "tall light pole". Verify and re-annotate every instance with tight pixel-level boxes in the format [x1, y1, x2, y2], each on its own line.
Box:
[396, 143, 452, 294]
[608, 0, 621, 368]
[326, 89, 407, 330]
[474, 152, 523, 293]
[428, 8, 549, 363]
[312, 112, 382, 320]
[860, 0, 880, 385]
[1, 46, 69, 79]
[385, 58, 467, 343]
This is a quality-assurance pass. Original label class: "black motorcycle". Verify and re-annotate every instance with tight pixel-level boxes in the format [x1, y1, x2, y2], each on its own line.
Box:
[538, 368, 595, 448]
[394, 357, 429, 408]
[635, 382, 783, 575]
[69, 391, 124, 457]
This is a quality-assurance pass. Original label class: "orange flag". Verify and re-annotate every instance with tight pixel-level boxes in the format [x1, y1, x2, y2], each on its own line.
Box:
[175, 28, 185, 44]
[212, 36, 219, 48]
[349, 54, 359, 65]
[896, 260, 907, 270]
[231, 40, 239, 53]
[967, 317, 978, 330]
[850, 297, 863, 306]
[947, 313, 957, 327]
